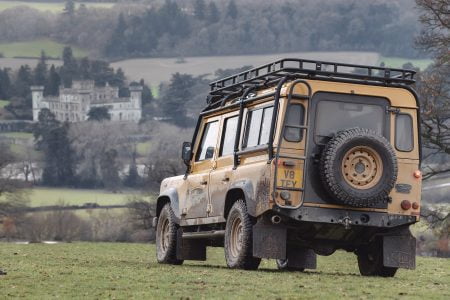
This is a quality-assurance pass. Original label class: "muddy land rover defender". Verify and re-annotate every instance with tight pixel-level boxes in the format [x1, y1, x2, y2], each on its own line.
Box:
[155, 58, 421, 277]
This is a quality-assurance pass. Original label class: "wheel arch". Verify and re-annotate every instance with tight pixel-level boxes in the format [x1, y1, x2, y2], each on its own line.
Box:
[156, 187, 180, 222]
[224, 180, 257, 218]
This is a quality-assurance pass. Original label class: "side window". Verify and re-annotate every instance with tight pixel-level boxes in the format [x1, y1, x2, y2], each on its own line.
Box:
[243, 106, 273, 148]
[220, 116, 238, 156]
[395, 114, 413, 152]
[196, 121, 219, 161]
[284, 104, 305, 142]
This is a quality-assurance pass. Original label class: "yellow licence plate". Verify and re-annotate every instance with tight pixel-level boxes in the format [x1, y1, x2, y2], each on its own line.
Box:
[277, 165, 302, 189]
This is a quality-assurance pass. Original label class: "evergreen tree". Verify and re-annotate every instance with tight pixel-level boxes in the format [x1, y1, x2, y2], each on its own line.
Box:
[194, 0, 206, 20]
[87, 107, 111, 122]
[61, 47, 78, 87]
[34, 109, 76, 186]
[64, 0, 75, 17]
[207, 1, 220, 23]
[226, 0, 238, 20]
[46, 65, 61, 96]
[7, 65, 33, 119]
[124, 162, 140, 187]
[10, 65, 33, 120]
[34, 51, 48, 86]
[139, 79, 153, 106]
[14, 65, 33, 98]
[124, 148, 140, 187]
[104, 13, 127, 59]
[160, 73, 195, 126]
[79, 57, 91, 80]
[100, 148, 120, 191]
[0, 68, 11, 99]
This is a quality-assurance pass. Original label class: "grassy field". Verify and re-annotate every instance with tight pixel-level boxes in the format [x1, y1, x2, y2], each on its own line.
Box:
[379, 56, 433, 71]
[0, 243, 448, 299]
[0, 39, 87, 59]
[0, 131, 33, 139]
[136, 141, 153, 157]
[0, 99, 8, 108]
[0, 1, 114, 13]
[26, 187, 141, 207]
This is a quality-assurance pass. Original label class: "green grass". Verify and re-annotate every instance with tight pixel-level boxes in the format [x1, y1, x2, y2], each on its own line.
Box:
[0, 131, 33, 139]
[151, 85, 159, 98]
[26, 187, 141, 207]
[0, 1, 115, 13]
[7, 143, 42, 160]
[379, 56, 433, 71]
[0, 39, 87, 58]
[136, 141, 153, 157]
[0, 99, 8, 108]
[0, 243, 448, 299]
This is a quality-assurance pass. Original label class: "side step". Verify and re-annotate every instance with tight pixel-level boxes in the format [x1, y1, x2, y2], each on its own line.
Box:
[182, 230, 225, 240]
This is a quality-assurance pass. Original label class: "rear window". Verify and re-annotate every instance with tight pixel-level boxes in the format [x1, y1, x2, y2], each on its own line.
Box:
[395, 114, 413, 152]
[316, 100, 384, 140]
[284, 104, 305, 142]
[243, 106, 273, 148]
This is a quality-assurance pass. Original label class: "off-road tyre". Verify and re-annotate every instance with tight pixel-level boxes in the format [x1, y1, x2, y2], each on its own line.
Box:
[276, 259, 305, 272]
[357, 240, 398, 277]
[156, 203, 183, 265]
[224, 200, 261, 270]
[319, 127, 397, 207]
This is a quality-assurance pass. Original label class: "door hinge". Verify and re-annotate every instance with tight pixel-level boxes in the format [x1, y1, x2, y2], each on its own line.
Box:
[206, 204, 212, 214]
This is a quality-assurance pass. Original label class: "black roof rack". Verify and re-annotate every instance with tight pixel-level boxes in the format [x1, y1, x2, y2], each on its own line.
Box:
[208, 58, 416, 105]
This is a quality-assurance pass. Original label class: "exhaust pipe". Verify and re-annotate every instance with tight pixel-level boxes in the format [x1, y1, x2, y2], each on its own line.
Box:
[271, 215, 281, 224]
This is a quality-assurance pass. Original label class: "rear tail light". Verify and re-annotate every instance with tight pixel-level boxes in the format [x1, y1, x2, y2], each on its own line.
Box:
[413, 170, 422, 179]
[401, 200, 412, 210]
[412, 202, 419, 210]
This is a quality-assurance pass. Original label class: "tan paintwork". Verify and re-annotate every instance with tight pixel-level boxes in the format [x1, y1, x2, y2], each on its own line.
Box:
[159, 77, 421, 225]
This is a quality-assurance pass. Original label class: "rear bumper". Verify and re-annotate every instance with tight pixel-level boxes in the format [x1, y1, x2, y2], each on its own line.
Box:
[274, 205, 417, 228]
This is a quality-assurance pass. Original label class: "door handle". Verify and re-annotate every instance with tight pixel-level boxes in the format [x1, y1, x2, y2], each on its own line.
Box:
[222, 177, 230, 182]
[200, 180, 208, 185]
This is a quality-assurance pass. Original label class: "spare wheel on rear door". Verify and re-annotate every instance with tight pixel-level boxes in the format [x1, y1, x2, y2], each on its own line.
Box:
[319, 127, 397, 208]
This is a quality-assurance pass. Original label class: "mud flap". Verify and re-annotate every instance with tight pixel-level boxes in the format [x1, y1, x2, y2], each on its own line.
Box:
[286, 247, 317, 270]
[176, 229, 207, 261]
[383, 235, 416, 269]
[252, 222, 286, 259]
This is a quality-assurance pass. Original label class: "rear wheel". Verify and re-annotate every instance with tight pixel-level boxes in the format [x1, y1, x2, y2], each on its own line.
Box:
[357, 240, 397, 277]
[156, 203, 183, 265]
[224, 200, 261, 270]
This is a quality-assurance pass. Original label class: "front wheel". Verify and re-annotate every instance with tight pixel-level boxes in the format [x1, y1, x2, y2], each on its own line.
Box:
[224, 200, 261, 270]
[156, 203, 183, 265]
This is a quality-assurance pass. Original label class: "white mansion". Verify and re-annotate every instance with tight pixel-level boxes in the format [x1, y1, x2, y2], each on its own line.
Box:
[31, 80, 143, 122]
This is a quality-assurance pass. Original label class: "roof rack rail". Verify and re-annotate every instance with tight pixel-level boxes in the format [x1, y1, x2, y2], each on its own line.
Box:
[208, 58, 416, 100]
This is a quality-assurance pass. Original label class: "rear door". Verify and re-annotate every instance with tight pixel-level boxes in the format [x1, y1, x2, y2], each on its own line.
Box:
[304, 92, 390, 206]
[209, 112, 238, 218]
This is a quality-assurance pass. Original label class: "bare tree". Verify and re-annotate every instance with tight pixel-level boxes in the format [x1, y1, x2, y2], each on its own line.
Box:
[69, 121, 137, 189]
[416, 0, 450, 66]
[144, 122, 192, 189]
[415, 0, 450, 179]
[417, 65, 450, 179]
[415, 0, 450, 236]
